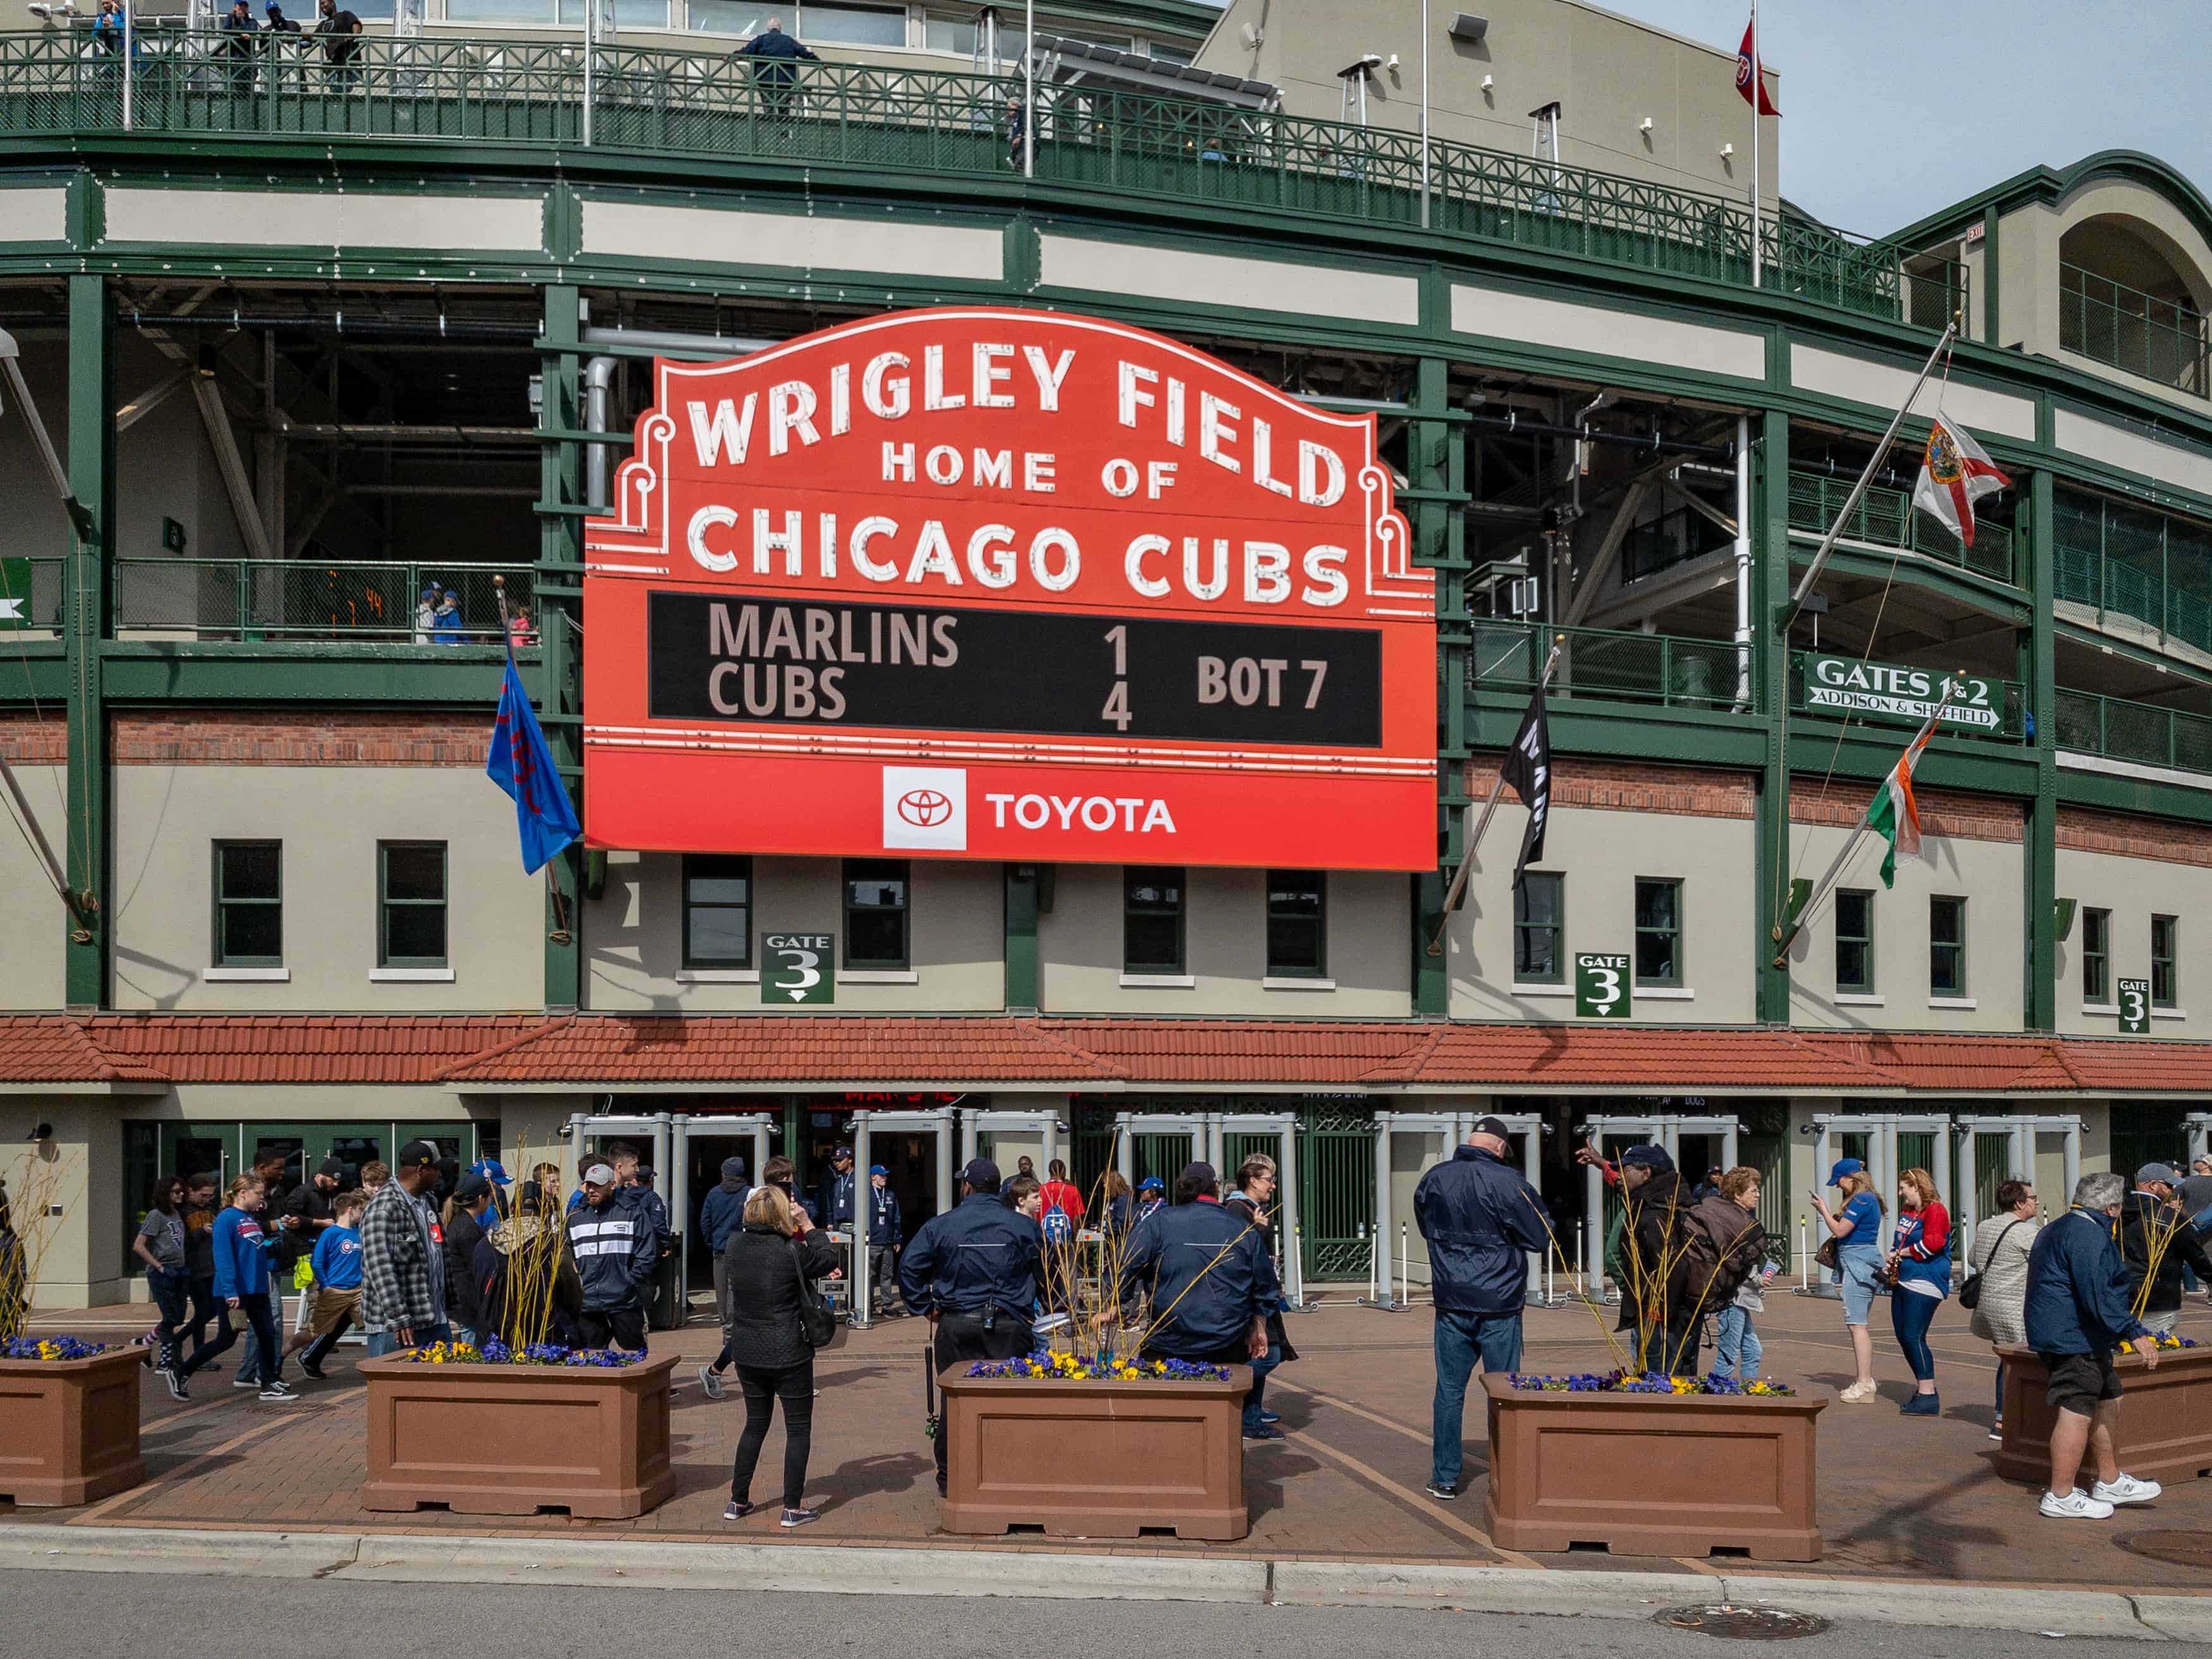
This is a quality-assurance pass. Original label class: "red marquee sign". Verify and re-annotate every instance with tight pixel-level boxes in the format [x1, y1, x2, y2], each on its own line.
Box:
[582, 308, 1435, 870]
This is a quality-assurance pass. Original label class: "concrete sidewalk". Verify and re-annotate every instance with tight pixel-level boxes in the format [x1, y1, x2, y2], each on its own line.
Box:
[10, 1289, 2212, 1601]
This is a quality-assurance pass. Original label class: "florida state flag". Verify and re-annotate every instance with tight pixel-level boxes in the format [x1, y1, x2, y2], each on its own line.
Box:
[1912, 417, 2012, 549]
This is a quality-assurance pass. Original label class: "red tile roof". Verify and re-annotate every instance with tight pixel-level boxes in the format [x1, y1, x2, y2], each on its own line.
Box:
[4, 1013, 2212, 1097]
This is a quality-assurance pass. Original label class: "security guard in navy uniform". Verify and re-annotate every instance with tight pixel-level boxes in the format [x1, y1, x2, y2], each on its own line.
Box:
[1115, 1162, 1278, 1368]
[897, 1158, 1043, 1496]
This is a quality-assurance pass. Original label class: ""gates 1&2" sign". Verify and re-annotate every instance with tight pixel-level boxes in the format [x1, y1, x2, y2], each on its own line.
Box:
[582, 308, 1435, 869]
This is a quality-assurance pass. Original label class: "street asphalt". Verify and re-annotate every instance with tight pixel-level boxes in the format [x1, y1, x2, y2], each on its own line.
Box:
[0, 1570, 2175, 1655]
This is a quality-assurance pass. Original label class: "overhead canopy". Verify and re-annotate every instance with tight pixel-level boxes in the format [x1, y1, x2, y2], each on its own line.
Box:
[1027, 34, 1279, 112]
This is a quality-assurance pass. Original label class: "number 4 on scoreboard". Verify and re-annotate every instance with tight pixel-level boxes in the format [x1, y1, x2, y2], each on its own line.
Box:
[1102, 624, 1132, 730]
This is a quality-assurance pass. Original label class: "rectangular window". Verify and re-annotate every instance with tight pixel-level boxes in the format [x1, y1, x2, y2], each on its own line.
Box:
[1514, 872, 1564, 983]
[800, 1, 908, 44]
[1632, 877, 1682, 986]
[1834, 888, 1874, 993]
[2153, 913, 2179, 1008]
[686, 0, 770, 33]
[212, 840, 282, 966]
[2082, 906, 2110, 1004]
[1265, 870, 1326, 978]
[843, 859, 910, 969]
[924, 9, 1025, 58]
[1929, 895, 1966, 997]
[683, 854, 752, 968]
[1123, 866, 1186, 975]
[378, 842, 448, 968]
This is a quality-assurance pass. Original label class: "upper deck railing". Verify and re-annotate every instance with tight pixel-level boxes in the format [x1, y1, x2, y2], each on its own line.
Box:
[0, 24, 1961, 330]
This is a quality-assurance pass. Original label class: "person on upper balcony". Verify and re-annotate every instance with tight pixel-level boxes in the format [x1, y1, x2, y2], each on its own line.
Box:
[733, 16, 817, 123]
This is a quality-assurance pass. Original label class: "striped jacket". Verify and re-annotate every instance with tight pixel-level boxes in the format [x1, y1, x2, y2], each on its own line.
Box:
[566, 1191, 657, 1312]
[360, 1179, 446, 1333]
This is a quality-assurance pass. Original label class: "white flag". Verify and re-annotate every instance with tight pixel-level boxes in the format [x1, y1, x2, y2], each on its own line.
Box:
[1912, 416, 2010, 548]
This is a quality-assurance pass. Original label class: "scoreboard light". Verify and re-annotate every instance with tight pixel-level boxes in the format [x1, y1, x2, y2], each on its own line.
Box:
[582, 308, 1437, 872]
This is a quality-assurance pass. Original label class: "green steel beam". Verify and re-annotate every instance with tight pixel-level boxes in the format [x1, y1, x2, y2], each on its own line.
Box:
[2025, 467, 2058, 1031]
[1003, 864, 1040, 1014]
[1411, 356, 1467, 1018]
[98, 647, 516, 704]
[1981, 205, 2001, 345]
[1755, 408, 1791, 1022]
[63, 273, 111, 1011]
[537, 284, 585, 1014]
[2057, 767, 2212, 823]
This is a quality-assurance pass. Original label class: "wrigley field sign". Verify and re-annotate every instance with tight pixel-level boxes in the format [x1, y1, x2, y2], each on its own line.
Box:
[1802, 655, 2002, 731]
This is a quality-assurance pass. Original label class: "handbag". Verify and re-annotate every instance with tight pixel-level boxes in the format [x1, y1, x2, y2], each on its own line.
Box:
[1957, 1218, 2026, 1312]
[1814, 1235, 1840, 1273]
[791, 1235, 842, 1351]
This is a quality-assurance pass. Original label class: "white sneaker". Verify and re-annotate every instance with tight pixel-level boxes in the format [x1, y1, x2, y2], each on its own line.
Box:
[2092, 1473, 2161, 1506]
[2041, 1489, 2115, 1520]
[1839, 1380, 1875, 1402]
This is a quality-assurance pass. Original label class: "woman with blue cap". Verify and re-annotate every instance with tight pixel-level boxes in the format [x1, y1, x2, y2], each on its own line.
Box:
[1809, 1157, 1885, 1401]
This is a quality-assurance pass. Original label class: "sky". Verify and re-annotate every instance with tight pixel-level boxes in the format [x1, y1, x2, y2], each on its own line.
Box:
[1588, 1, 2212, 236]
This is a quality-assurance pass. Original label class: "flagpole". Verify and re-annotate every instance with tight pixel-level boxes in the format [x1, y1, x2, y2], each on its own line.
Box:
[1768, 680, 1958, 964]
[1747, 0, 1758, 289]
[1782, 319, 1957, 624]
[1426, 636, 1561, 957]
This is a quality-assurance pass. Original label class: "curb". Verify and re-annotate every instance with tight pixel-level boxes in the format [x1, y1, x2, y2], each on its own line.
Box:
[1, 1523, 2204, 1639]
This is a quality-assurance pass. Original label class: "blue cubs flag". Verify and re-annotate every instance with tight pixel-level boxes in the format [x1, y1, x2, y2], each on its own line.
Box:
[487, 659, 581, 873]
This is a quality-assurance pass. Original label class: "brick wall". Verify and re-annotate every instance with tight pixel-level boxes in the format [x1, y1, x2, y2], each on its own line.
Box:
[1465, 756, 1756, 818]
[0, 714, 67, 764]
[2058, 806, 2212, 869]
[1790, 779, 2023, 843]
[112, 712, 489, 767]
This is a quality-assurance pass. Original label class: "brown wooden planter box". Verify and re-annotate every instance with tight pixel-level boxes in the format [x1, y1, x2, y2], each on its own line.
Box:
[938, 1363, 1250, 1540]
[1482, 1375, 1827, 1561]
[0, 1346, 147, 1507]
[359, 1351, 678, 1519]
[1995, 1344, 2212, 1487]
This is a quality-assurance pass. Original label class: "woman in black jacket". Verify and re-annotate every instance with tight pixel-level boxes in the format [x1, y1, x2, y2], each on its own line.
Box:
[720, 1182, 840, 1527]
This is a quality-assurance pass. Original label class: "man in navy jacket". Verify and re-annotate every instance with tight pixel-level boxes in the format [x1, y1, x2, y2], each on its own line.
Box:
[2025, 1170, 2161, 1521]
[1414, 1117, 1550, 1501]
[1117, 1162, 1277, 1369]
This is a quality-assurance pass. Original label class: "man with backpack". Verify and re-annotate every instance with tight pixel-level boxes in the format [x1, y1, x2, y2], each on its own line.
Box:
[1615, 1145, 1700, 1377]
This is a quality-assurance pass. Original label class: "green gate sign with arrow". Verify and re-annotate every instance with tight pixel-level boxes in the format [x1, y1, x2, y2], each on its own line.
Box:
[761, 933, 834, 1005]
[1574, 952, 1632, 1019]
[2117, 978, 2150, 1035]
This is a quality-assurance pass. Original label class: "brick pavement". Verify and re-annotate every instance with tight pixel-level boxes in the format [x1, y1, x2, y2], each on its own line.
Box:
[12, 1288, 2212, 1593]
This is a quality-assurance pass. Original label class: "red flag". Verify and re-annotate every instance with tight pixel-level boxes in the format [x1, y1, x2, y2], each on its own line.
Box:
[1736, 18, 1780, 116]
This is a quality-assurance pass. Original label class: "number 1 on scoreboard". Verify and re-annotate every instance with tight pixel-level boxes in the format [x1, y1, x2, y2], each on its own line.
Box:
[1102, 624, 1133, 731]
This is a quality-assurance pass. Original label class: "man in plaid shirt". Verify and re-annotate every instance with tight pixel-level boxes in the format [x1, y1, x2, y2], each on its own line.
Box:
[361, 1139, 451, 1356]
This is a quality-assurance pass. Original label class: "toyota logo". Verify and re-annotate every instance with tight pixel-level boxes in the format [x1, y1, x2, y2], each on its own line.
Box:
[897, 789, 953, 827]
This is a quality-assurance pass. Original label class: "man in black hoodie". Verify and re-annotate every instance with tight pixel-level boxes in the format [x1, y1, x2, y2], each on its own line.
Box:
[1615, 1145, 1699, 1376]
[2120, 1164, 2212, 1338]
[697, 1157, 751, 1397]
[444, 1172, 496, 1347]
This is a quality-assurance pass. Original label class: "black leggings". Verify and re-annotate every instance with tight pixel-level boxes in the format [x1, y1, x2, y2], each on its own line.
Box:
[729, 1359, 815, 1510]
[180, 1275, 236, 1376]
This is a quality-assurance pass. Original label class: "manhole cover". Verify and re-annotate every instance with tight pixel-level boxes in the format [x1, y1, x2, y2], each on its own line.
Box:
[1655, 1605, 1831, 1640]
[2118, 1530, 2212, 1569]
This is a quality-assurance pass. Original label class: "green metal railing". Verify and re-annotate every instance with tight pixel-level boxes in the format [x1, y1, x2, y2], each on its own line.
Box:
[0, 25, 1960, 329]
[2052, 487, 2212, 654]
[1789, 651, 2027, 740]
[1470, 617, 1748, 711]
[1787, 467, 2016, 586]
[112, 557, 535, 642]
[2061, 263, 2209, 399]
[2055, 687, 2212, 775]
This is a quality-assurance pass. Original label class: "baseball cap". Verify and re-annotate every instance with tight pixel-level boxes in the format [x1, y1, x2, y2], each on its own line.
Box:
[633, 1165, 655, 1184]
[395, 1139, 439, 1170]
[1180, 1160, 1217, 1188]
[1137, 1176, 1164, 1192]
[1471, 1115, 1514, 1141]
[833, 1145, 854, 1160]
[455, 1172, 492, 1202]
[868, 1164, 888, 1176]
[1826, 1157, 1865, 1186]
[2136, 1162, 2179, 1187]
[720, 1156, 748, 1183]
[470, 1158, 512, 1186]
[315, 1157, 345, 1180]
[1619, 1145, 1673, 1171]
[581, 1162, 616, 1186]
[959, 1157, 1000, 1189]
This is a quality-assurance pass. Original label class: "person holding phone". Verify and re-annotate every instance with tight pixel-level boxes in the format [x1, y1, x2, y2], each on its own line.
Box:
[1809, 1158, 1884, 1401]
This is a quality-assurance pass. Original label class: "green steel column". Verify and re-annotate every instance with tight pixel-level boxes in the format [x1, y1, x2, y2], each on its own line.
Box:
[537, 284, 585, 1012]
[2025, 467, 2058, 1031]
[1411, 355, 1469, 1018]
[1981, 204, 2001, 346]
[63, 274, 112, 1012]
[1004, 864, 1040, 1012]
[1754, 409, 1792, 1024]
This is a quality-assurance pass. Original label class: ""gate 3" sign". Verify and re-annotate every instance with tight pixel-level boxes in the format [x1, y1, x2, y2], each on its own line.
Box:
[582, 308, 1435, 868]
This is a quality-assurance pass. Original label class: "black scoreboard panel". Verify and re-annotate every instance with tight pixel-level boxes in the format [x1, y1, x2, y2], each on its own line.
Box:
[647, 591, 1384, 746]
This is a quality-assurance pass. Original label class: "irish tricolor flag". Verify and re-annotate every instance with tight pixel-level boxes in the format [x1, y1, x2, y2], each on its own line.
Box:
[1912, 416, 2010, 548]
[1864, 711, 1941, 887]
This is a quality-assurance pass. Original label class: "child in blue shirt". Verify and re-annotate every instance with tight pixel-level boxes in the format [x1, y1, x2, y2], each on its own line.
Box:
[286, 1189, 366, 1380]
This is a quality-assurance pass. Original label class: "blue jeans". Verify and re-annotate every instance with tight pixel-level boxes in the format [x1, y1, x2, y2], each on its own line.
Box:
[365, 1321, 451, 1359]
[1890, 1287, 1940, 1382]
[1715, 1305, 1761, 1380]
[1431, 1309, 1524, 1489]
[1243, 1346, 1282, 1432]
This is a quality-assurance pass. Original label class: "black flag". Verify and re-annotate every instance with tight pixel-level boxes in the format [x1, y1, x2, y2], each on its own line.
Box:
[1497, 683, 1551, 888]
